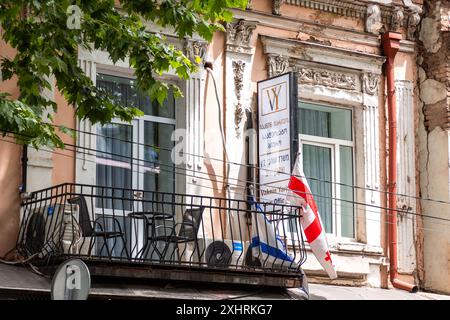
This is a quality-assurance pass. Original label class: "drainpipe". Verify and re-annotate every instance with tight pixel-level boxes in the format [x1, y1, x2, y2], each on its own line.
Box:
[381, 32, 418, 293]
[20, 144, 28, 194]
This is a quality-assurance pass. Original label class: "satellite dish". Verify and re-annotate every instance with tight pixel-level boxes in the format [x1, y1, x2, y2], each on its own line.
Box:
[51, 259, 91, 300]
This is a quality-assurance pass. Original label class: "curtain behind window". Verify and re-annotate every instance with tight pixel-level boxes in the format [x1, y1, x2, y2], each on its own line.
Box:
[299, 107, 333, 233]
[302, 144, 333, 233]
[96, 124, 133, 211]
[299, 108, 330, 138]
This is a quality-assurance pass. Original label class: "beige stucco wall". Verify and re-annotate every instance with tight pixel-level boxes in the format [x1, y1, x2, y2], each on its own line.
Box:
[51, 88, 76, 186]
[0, 38, 22, 257]
[0, 36, 76, 257]
[0, 139, 22, 257]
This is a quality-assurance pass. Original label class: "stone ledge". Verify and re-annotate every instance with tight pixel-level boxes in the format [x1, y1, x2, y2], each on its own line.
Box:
[301, 241, 384, 256]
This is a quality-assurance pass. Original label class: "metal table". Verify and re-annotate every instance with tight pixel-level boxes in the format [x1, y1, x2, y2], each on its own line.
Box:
[127, 211, 173, 260]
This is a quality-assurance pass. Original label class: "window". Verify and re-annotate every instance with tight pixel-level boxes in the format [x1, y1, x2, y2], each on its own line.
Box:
[95, 73, 176, 198]
[93, 73, 177, 257]
[298, 102, 355, 238]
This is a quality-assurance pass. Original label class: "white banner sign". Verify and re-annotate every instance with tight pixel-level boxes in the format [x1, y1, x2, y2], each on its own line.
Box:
[257, 72, 297, 204]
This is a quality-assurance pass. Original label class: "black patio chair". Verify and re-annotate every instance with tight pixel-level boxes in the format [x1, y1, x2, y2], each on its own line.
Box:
[68, 196, 130, 260]
[148, 206, 204, 262]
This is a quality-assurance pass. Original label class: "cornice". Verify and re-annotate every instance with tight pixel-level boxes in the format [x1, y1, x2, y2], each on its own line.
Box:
[244, 0, 423, 40]
[285, 0, 419, 23]
[261, 35, 386, 74]
[232, 8, 416, 53]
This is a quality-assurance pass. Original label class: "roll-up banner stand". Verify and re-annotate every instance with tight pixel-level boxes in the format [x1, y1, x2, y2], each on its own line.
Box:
[257, 72, 298, 204]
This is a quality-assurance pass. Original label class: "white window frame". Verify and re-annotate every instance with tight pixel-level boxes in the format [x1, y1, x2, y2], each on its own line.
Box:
[93, 70, 179, 194]
[292, 102, 356, 241]
[91, 70, 181, 258]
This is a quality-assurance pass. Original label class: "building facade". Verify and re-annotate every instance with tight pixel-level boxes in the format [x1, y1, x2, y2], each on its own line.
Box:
[1, 0, 449, 294]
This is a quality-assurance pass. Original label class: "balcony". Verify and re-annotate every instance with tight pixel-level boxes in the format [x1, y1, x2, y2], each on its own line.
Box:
[16, 183, 307, 289]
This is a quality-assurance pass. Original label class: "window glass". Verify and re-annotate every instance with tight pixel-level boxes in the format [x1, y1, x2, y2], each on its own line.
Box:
[96, 73, 175, 119]
[94, 74, 177, 210]
[143, 121, 175, 212]
[298, 102, 352, 141]
[298, 101, 354, 237]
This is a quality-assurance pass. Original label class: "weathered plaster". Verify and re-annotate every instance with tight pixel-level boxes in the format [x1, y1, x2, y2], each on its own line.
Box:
[417, 0, 450, 294]
[420, 18, 442, 52]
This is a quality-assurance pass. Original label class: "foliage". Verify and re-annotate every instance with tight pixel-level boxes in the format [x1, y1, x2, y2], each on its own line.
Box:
[0, 0, 247, 148]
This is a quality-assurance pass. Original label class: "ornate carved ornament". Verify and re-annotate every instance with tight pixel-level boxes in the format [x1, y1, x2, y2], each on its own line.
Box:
[232, 60, 246, 135]
[226, 19, 258, 54]
[273, 0, 284, 16]
[267, 54, 290, 77]
[366, 4, 384, 35]
[361, 73, 380, 95]
[406, 8, 421, 41]
[390, 6, 404, 32]
[184, 39, 208, 65]
[233, 60, 245, 101]
[293, 66, 357, 91]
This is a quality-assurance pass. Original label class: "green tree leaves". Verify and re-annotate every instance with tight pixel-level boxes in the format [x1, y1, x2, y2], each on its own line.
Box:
[0, 0, 247, 148]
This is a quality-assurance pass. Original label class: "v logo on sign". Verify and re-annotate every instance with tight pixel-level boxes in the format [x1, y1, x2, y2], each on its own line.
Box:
[266, 86, 282, 112]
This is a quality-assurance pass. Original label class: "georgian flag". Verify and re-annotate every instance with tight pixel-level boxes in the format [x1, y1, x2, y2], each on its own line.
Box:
[285, 154, 337, 279]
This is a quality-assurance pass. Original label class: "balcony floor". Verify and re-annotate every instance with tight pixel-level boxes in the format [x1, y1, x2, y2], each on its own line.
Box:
[38, 255, 305, 289]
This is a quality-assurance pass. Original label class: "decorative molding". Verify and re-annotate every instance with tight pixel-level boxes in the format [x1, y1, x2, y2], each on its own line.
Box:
[294, 66, 357, 90]
[233, 60, 245, 101]
[286, 0, 368, 20]
[273, 0, 284, 16]
[363, 104, 380, 190]
[226, 19, 258, 54]
[261, 35, 386, 75]
[391, 6, 404, 32]
[184, 39, 208, 65]
[231, 9, 416, 53]
[361, 73, 380, 95]
[284, 0, 421, 35]
[232, 60, 246, 135]
[267, 54, 289, 77]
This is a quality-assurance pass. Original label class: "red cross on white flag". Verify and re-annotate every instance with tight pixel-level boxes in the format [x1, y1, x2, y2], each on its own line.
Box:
[285, 154, 337, 279]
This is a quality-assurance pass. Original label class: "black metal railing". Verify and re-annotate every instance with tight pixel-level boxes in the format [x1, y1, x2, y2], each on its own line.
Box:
[17, 183, 306, 274]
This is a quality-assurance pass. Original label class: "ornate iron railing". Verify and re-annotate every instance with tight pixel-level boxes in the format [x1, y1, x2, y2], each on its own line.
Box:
[17, 183, 306, 275]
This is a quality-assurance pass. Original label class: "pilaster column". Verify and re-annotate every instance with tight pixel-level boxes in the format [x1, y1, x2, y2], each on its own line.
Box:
[361, 73, 382, 247]
[75, 51, 97, 185]
[183, 39, 208, 193]
[224, 19, 257, 200]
